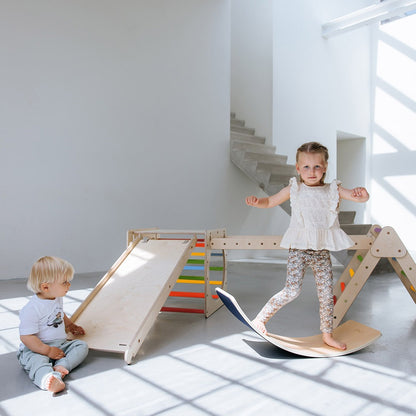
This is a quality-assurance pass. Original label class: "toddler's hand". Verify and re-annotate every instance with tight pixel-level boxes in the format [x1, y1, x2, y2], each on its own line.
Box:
[66, 322, 85, 336]
[246, 196, 259, 206]
[48, 346, 65, 360]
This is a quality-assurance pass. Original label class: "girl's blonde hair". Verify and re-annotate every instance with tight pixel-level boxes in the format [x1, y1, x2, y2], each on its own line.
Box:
[296, 141, 329, 184]
[27, 256, 74, 293]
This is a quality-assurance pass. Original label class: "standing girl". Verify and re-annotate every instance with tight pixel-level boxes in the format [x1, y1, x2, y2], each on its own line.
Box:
[245, 142, 369, 349]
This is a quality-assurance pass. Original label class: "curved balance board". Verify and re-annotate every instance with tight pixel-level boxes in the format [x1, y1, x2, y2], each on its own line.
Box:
[215, 288, 381, 358]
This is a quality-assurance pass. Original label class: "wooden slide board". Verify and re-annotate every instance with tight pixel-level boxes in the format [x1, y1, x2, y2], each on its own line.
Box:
[215, 288, 381, 358]
[69, 238, 195, 363]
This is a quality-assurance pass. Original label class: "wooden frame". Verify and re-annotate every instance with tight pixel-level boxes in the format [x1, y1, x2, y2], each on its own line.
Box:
[332, 226, 416, 327]
[209, 225, 416, 329]
[69, 225, 415, 363]
[128, 228, 228, 318]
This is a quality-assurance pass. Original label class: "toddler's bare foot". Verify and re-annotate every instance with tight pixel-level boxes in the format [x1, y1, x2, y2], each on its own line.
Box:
[323, 333, 347, 350]
[53, 365, 69, 379]
[45, 374, 65, 393]
[251, 318, 268, 335]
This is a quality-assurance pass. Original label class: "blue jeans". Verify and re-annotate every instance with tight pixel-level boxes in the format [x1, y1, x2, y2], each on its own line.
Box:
[17, 339, 88, 390]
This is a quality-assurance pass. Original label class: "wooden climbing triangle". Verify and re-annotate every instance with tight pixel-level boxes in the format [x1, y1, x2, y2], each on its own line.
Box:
[332, 225, 416, 327]
[209, 225, 416, 329]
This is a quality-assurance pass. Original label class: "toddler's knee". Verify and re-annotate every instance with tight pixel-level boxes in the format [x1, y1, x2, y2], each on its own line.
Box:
[77, 340, 89, 358]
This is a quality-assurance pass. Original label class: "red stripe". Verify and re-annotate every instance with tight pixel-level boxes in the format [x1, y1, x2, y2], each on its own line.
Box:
[161, 307, 205, 314]
[169, 291, 218, 299]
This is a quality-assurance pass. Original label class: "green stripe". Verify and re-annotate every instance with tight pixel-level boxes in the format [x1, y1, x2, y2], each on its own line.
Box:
[186, 259, 223, 271]
[179, 275, 204, 281]
[187, 259, 204, 265]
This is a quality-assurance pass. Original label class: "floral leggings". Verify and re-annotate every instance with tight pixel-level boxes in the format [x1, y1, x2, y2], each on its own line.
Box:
[255, 248, 334, 333]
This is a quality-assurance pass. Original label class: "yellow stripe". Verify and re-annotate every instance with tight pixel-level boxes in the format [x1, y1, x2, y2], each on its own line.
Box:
[177, 279, 222, 285]
[191, 252, 205, 256]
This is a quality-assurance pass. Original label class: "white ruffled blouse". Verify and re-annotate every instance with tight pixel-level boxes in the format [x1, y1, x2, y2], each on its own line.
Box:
[280, 177, 354, 251]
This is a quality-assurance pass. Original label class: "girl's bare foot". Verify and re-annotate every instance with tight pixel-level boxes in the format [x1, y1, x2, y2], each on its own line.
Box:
[53, 365, 69, 379]
[251, 318, 268, 335]
[323, 333, 347, 350]
[45, 374, 65, 393]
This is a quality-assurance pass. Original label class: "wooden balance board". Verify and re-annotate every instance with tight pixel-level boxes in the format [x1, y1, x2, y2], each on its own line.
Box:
[215, 288, 381, 358]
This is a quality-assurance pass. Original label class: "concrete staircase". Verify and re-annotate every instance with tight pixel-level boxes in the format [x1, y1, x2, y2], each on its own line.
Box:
[230, 112, 296, 215]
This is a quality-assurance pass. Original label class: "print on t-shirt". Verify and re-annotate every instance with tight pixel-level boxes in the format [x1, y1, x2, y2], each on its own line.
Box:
[47, 311, 63, 328]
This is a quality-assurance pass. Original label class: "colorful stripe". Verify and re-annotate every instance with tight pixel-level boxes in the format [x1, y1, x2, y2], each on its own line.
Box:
[169, 291, 219, 299]
[177, 279, 222, 285]
[161, 307, 204, 314]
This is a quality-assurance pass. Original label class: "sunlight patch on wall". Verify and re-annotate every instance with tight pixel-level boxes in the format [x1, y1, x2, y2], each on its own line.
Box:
[372, 132, 398, 154]
[384, 175, 416, 207]
[381, 13, 416, 50]
[376, 41, 416, 102]
[370, 179, 416, 252]
[374, 88, 416, 151]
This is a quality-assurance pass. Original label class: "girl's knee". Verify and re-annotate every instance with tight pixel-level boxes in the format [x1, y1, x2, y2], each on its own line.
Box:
[285, 287, 301, 301]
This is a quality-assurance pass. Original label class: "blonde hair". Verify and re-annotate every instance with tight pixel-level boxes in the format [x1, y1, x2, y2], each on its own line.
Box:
[27, 256, 74, 293]
[296, 141, 329, 184]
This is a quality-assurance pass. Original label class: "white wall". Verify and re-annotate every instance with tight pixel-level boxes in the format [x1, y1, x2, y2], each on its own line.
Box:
[230, 0, 274, 141]
[273, 0, 373, 180]
[0, 0, 252, 279]
[370, 14, 416, 257]
[337, 137, 367, 223]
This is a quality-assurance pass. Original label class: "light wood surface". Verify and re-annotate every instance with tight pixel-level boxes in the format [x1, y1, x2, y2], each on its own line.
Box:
[70, 238, 195, 362]
[216, 288, 381, 358]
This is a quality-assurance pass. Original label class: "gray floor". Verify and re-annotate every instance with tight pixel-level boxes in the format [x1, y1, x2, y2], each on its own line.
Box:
[1, 261, 416, 416]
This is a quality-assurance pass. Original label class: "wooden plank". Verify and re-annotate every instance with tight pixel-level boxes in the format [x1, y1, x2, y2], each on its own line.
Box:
[389, 254, 416, 303]
[209, 235, 374, 250]
[70, 235, 142, 322]
[205, 229, 228, 317]
[370, 226, 407, 258]
[333, 251, 379, 328]
[69, 238, 195, 363]
[333, 249, 368, 299]
[210, 236, 283, 250]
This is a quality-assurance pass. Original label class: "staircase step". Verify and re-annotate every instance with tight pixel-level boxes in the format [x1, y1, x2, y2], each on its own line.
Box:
[231, 125, 255, 135]
[231, 132, 266, 145]
[231, 140, 276, 155]
[231, 158, 270, 187]
[258, 162, 297, 176]
[245, 152, 288, 165]
[230, 118, 245, 127]
[340, 224, 372, 235]
[339, 211, 356, 225]
[264, 181, 291, 194]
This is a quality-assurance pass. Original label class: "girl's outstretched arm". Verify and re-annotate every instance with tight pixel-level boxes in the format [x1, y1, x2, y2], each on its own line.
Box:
[246, 185, 290, 208]
[339, 186, 369, 203]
